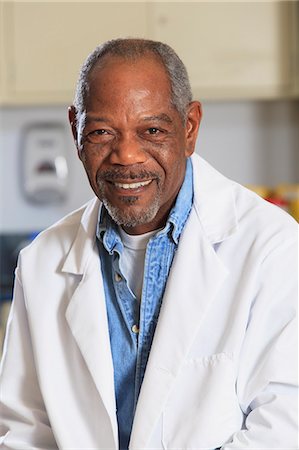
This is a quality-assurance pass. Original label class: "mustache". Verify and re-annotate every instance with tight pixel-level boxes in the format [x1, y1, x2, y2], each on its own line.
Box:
[97, 168, 160, 182]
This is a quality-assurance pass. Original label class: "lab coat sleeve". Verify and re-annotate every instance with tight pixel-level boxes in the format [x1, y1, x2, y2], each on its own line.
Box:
[0, 267, 58, 449]
[222, 235, 298, 449]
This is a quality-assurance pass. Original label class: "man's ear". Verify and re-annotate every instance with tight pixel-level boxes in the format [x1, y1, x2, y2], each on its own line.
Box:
[185, 101, 202, 157]
[68, 106, 78, 147]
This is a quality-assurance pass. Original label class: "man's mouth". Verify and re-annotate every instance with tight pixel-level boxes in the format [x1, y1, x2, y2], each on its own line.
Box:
[97, 169, 159, 198]
[113, 180, 152, 190]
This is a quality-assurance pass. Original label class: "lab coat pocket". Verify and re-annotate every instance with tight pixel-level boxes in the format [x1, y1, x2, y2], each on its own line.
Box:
[162, 353, 242, 449]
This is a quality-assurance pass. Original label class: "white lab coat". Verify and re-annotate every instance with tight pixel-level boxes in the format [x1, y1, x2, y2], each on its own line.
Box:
[0, 154, 298, 449]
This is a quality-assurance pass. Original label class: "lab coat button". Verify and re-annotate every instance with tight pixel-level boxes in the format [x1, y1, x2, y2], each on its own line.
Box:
[132, 324, 139, 334]
[114, 272, 122, 282]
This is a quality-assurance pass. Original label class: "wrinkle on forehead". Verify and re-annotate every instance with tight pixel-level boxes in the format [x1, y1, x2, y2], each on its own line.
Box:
[86, 55, 172, 104]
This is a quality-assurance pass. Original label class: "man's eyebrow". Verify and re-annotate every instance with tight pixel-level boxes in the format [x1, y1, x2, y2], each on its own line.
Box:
[142, 114, 173, 124]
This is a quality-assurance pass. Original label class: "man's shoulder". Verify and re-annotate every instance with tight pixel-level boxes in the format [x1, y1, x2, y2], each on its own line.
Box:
[191, 154, 298, 244]
[232, 181, 298, 254]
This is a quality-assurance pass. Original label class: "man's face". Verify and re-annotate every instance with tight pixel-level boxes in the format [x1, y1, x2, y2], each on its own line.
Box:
[69, 55, 201, 234]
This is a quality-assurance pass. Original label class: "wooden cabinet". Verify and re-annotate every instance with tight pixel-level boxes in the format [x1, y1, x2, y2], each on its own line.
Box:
[0, 1, 298, 104]
[149, 1, 297, 100]
[0, 2, 148, 104]
[292, 1, 299, 96]
[0, 2, 5, 102]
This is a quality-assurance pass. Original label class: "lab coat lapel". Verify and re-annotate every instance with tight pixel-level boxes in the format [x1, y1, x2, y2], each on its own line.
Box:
[129, 207, 229, 449]
[62, 199, 118, 447]
[130, 155, 238, 449]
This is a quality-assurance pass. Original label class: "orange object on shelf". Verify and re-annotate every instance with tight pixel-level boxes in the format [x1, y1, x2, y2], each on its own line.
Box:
[246, 184, 299, 222]
[275, 184, 299, 222]
[266, 194, 289, 211]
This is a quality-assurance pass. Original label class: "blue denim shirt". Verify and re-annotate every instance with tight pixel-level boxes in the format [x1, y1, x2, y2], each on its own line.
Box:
[96, 158, 193, 449]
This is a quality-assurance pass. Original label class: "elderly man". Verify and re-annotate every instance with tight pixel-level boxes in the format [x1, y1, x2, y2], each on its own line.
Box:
[0, 39, 297, 449]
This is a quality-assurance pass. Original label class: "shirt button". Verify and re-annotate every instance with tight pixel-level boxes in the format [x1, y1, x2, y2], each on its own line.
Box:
[131, 324, 139, 334]
[114, 272, 122, 282]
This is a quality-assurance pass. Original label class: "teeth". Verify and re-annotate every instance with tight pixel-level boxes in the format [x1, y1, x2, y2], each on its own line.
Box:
[114, 180, 152, 190]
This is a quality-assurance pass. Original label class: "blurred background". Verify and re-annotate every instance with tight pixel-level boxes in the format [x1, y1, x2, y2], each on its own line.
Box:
[0, 0, 298, 354]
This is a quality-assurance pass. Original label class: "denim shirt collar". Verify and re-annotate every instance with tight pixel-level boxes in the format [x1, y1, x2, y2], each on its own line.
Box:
[97, 157, 193, 252]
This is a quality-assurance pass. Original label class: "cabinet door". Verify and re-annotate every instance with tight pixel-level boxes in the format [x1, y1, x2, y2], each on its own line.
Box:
[0, 2, 5, 103]
[2, 2, 148, 104]
[292, 1, 299, 95]
[149, 2, 294, 99]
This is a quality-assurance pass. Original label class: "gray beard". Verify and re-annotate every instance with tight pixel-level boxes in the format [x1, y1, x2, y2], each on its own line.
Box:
[98, 182, 162, 229]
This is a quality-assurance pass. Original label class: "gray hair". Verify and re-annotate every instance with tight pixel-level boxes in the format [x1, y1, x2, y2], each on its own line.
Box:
[73, 38, 192, 123]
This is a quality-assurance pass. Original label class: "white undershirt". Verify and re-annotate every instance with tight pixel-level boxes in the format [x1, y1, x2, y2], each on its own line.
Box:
[118, 226, 159, 301]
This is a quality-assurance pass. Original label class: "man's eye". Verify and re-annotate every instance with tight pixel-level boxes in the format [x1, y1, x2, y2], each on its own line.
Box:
[147, 128, 160, 135]
[92, 129, 108, 136]
[85, 129, 111, 143]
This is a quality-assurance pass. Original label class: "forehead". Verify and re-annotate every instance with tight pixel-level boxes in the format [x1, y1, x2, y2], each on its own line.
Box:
[85, 55, 172, 108]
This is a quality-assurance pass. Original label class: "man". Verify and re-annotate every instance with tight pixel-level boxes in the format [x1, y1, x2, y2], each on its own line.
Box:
[0, 39, 297, 449]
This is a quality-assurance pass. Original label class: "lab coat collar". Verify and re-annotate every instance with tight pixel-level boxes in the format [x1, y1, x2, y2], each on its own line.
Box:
[191, 153, 238, 244]
[61, 154, 238, 275]
[61, 197, 100, 275]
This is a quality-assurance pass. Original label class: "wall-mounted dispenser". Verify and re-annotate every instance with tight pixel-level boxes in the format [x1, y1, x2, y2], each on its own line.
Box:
[21, 123, 69, 203]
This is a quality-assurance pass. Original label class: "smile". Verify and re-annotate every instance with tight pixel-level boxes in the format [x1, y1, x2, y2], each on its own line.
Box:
[113, 180, 152, 190]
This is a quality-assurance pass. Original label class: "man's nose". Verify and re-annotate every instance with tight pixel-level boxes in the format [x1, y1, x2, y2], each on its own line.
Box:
[108, 134, 147, 165]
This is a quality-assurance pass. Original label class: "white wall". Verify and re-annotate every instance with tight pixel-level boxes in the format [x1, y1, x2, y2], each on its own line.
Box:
[0, 100, 298, 232]
[197, 100, 299, 185]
